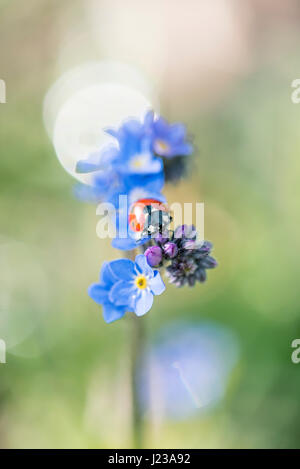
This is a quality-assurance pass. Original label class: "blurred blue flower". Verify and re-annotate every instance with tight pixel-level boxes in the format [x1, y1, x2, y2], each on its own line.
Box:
[106, 118, 163, 175]
[75, 111, 192, 189]
[89, 255, 165, 321]
[76, 117, 163, 177]
[139, 321, 239, 420]
[145, 111, 193, 158]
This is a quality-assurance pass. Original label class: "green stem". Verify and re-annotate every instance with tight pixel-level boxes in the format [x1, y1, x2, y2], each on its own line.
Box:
[130, 314, 146, 449]
[125, 248, 146, 448]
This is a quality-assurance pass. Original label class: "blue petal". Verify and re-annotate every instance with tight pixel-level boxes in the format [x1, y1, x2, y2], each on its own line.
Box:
[148, 271, 165, 296]
[142, 171, 165, 193]
[111, 237, 138, 251]
[135, 254, 154, 278]
[73, 183, 105, 203]
[154, 116, 169, 135]
[102, 302, 126, 323]
[100, 262, 117, 285]
[76, 152, 103, 173]
[109, 258, 136, 280]
[134, 289, 153, 316]
[76, 146, 118, 173]
[88, 283, 109, 304]
[174, 142, 193, 156]
[170, 123, 186, 141]
[105, 127, 119, 139]
[111, 236, 149, 251]
[109, 280, 136, 307]
[122, 119, 142, 135]
[124, 171, 164, 193]
[141, 137, 152, 153]
[146, 157, 163, 173]
[144, 110, 154, 127]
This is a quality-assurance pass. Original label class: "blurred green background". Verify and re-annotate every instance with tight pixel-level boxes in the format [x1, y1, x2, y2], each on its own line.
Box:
[1, 0, 300, 449]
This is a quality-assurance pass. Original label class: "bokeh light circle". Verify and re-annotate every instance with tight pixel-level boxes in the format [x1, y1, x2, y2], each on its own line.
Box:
[0, 240, 49, 352]
[52, 83, 153, 183]
[44, 61, 158, 183]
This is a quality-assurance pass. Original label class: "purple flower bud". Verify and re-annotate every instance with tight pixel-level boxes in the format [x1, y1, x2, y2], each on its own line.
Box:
[163, 242, 178, 259]
[182, 240, 197, 250]
[174, 225, 186, 239]
[145, 246, 163, 267]
[174, 224, 196, 240]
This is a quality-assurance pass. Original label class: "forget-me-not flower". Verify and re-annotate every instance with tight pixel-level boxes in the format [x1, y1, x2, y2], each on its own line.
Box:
[106, 118, 162, 175]
[145, 111, 193, 158]
[76, 117, 163, 177]
[89, 254, 165, 322]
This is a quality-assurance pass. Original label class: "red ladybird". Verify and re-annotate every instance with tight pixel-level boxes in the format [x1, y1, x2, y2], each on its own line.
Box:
[129, 198, 170, 235]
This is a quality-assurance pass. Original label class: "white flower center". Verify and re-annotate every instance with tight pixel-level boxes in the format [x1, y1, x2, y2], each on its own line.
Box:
[129, 153, 151, 170]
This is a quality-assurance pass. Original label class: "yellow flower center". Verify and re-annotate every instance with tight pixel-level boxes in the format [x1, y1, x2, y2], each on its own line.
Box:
[135, 275, 147, 290]
[130, 153, 149, 169]
[154, 139, 170, 154]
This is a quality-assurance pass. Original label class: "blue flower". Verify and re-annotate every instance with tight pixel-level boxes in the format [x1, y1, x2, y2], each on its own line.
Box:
[76, 117, 163, 177]
[139, 321, 239, 419]
[106, 119, 163, 175]
[145, 111, 193, 158]
[75, 111, 193, 178]
[88, 261, 129, 323]
[89, 255, 165, 322]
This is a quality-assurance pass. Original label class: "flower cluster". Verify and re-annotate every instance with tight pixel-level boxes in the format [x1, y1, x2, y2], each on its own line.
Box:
[77, 111, 192, 174]
[144, 225, 217, 287]
[76, 111, 217, 323]
[75, 111, 193, 206]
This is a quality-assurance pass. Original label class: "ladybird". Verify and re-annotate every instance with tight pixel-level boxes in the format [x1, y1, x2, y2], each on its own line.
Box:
[129, 198, 171, 239]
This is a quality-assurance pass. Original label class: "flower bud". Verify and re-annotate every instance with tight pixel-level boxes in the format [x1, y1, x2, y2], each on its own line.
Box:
[163, 242, 178, 259]
[174, 224, 196, 240]
[145, 246, 163, 267]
